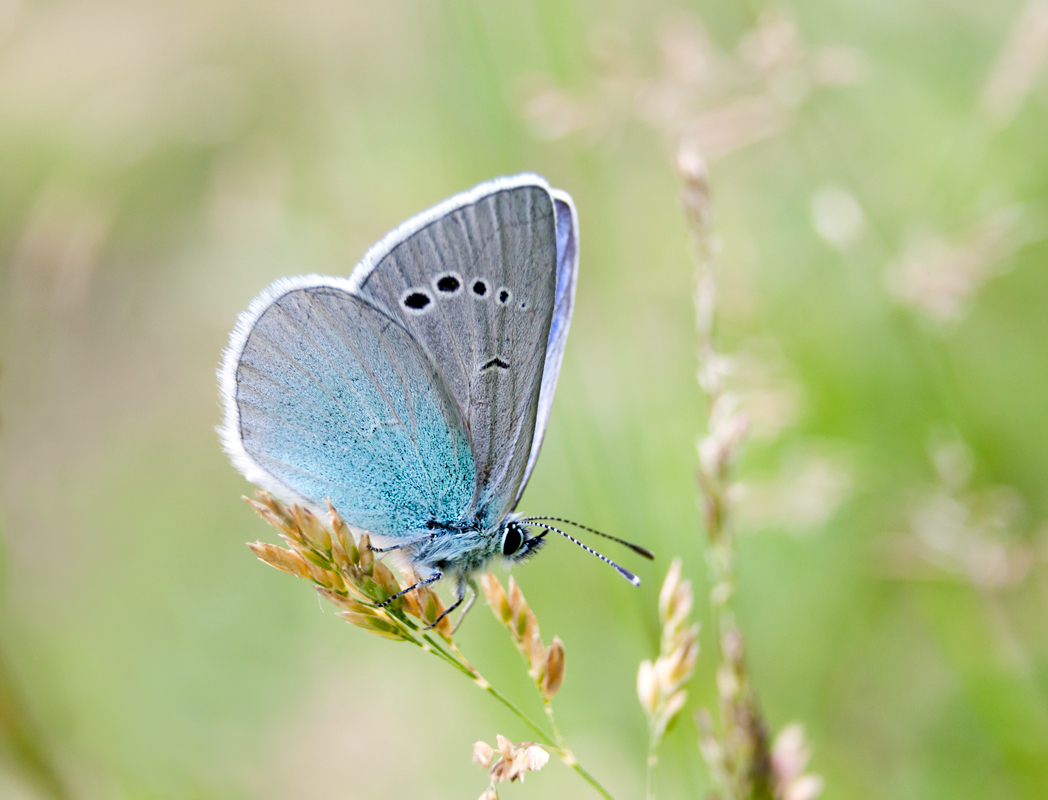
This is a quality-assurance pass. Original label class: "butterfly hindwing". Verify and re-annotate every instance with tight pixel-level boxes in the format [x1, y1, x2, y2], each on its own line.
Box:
[221, 277, 476, 539]
[349, 177, 565, 528]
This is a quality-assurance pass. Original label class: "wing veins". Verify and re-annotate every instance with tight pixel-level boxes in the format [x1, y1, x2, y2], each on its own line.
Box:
[238, 398, 398, 451]
[273, 299, 397, 436]
[237, 362, 358, 438]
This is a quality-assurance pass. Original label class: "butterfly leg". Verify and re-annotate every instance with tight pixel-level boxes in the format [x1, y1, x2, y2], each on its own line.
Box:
[369, 533, 435, 553]
[424, 575, 469, 631]
[374, 570, 442, 608]
[448, 577, 478, 635]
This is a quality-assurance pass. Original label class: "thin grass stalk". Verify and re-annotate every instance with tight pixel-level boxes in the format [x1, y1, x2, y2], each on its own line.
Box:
[679, 144, 775, 800]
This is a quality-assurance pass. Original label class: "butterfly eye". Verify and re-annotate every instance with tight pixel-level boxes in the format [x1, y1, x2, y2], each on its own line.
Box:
[502, 525, 523, 556]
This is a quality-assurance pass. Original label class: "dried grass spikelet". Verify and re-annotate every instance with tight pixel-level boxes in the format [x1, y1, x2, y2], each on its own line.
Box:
[397, 565, 453, 634]
[881, 426, 1046, 590]
[884, 207, 1038, 324]
[638, 559, 700, 742]
[481, 573, 566, 700]
[245, 491, 453, 641]
[678, 144, 712, 233]
[698, 394, 751, 482]
[771, 724, 825, 800]
[979, 0, 1048, 127]
[473, 734, 551, 797]
[695, 621, 781, 800]
[524, 8, 864, 159]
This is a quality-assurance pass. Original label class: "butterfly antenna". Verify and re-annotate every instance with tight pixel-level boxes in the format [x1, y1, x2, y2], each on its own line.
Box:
[524, 516, 655, 560]
[526, 522, 641, 587]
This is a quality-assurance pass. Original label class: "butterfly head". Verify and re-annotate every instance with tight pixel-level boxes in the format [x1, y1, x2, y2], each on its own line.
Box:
[404, 514, 545, 578]
[499, 517, 546, 565]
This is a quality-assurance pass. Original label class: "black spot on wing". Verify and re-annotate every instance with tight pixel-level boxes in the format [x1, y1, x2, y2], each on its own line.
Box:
[435, 273, 462, 294]
[403, 290, 432, 311]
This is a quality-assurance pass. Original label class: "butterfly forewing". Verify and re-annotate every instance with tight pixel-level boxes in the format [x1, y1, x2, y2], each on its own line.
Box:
[350, 182, 560, 528]
[230, 280, 476, 538]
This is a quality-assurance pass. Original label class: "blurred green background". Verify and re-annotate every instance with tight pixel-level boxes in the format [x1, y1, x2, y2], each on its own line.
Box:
[2, 0, 1047, 798]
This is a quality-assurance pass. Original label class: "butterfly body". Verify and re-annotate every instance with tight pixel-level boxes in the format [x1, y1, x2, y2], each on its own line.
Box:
[219, 175, 579, 621]
[397, 513, 542, 583]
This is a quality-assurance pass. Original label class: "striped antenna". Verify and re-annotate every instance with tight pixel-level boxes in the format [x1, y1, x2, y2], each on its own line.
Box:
[524, 516, 655, 560]
[526, 522, 641, 586]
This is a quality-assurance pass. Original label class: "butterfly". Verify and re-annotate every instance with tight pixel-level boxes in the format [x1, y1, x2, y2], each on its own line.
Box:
[218, 174, 652, 629]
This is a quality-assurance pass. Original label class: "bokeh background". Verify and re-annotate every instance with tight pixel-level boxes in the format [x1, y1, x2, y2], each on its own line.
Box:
[3, 1, 1048, 798]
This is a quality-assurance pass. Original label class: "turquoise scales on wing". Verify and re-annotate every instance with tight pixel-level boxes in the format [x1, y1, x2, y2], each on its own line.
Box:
[233, 286, 477, 539]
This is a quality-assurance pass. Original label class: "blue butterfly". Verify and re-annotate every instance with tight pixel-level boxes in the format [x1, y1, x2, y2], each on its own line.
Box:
[219, 174, 651, 628]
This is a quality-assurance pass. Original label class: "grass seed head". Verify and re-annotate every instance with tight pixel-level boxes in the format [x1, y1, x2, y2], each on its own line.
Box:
[371, 559, 402, 602]
[772, 724, 824, 800]
[409, 579, 453, 637]
[357, 532, 374, 574]
[658, 558, 684, 622]
[335, 609, 402, 640]
[478, 735, 551, 784]
[483, 572, 566, 695]
[473, 740, 495, 769]
[637, 659, 658, 714]
[293, 505, 331, 553]
[541, 636, 565, 700]
[247, 541, 313, 580]
[244, 492, 458, 643]
[639, 559, 701, 743]
[481, 572, 513, 624]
